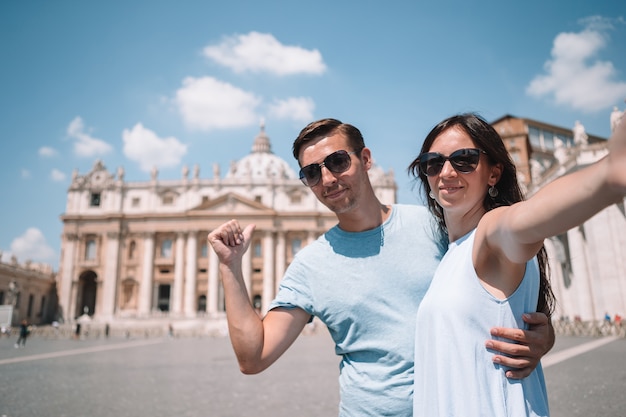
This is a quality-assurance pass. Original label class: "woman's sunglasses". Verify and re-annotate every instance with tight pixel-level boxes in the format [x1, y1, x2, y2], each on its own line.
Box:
[299, 150, 357, 187]
[418, 148, 485, 177]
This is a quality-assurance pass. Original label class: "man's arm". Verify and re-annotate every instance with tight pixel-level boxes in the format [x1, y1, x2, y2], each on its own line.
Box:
[208, 220, 310, 374]
[485, 312, 555, 379]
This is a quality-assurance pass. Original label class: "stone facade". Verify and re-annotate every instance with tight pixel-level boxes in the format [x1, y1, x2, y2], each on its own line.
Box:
[492, 114, 626, 322]
[56, 123, 396, 323]
[0, 257, 57, 326]
[55, 112, 626, 326]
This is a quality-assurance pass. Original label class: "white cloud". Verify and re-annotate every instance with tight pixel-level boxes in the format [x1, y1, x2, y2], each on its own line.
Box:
[0, 250, 11, 262]
[39, 146, 58, 157]
[10, 228, 56, 262]
[21, 169, 31, 179]
[526, 18, 626, 112]
[267, 97, 315, 122]
[123, 123, 188, 172]
[174, 76, 261, 131]
[51, 169, 66, 182]
[67, 117, 114, 157]
[203, 31, 327, 76]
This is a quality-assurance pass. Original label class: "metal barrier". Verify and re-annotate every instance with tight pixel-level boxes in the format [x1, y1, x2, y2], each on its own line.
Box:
[553, 319, 625, 338]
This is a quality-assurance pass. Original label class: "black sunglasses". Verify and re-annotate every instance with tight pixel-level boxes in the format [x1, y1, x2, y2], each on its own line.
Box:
[299, 150, 358, 187]
[418, 148, 485, 177]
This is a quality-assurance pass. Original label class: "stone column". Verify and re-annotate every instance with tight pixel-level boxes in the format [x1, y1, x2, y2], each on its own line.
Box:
[608, 201, 626, 315]
[262, 231, 275, 313]
[568, 227, 596, 321]
[138, 233, 155, 316]
[208, 248, 219, 314]
[172, 232, 186, 315]
[184, 232, 198, 317]
[544, 238, 570, 320]
[275, 231, 286, 292]
[101, 231, 121, 319]
[59, 233, 78, 322]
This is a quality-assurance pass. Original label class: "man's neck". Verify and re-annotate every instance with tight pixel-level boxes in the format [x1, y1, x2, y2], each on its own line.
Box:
[337, 201, 391, 233]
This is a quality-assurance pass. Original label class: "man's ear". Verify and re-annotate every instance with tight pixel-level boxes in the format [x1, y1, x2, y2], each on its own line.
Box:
[360, 147, 373, 170]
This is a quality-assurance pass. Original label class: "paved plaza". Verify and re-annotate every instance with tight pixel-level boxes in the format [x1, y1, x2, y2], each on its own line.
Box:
[1, 330, 625, 417]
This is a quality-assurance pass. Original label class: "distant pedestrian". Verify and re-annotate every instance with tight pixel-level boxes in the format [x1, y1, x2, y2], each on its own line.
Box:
[15, 320, 30, 348]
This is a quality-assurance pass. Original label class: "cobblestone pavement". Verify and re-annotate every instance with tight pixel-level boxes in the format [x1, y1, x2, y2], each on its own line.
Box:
[0, 331, 624, 417]
[0, 331, 340, 417]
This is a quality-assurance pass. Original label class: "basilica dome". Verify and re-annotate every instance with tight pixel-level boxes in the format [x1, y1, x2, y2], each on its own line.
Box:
[225, 122, 298, 180]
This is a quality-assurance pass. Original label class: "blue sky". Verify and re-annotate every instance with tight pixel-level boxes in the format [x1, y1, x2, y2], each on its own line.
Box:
[1, 1, 625, 269]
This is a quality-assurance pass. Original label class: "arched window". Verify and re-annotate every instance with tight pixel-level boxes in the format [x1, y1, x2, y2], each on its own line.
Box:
[253, 240, 262, 258]
[253, 295, 262, 311]
[160, 239, 172, 258]
[90, 192, 101, 207]
[291, 238, 302, 256]
[197, 295, 207, 312]
[157, 284, 171, 312]
[290, 194, 302, 204]
[85, 239, 96, 260]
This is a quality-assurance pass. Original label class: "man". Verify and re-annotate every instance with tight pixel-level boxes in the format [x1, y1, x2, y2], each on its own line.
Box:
[208, 118, 554, 416]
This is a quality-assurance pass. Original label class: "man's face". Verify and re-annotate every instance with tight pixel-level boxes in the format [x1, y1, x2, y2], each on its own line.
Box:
[298, 133, 370, 214]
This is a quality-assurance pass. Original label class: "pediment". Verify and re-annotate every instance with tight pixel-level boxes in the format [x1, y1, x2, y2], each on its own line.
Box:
[189, 193, 275, 215]
[70, 159, 115, 191]
[157, 187, 180, 197]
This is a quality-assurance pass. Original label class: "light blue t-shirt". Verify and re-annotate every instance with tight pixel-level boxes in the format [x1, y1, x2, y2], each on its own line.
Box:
[414, 229, 549, 417]
[269, 204, 446, 417]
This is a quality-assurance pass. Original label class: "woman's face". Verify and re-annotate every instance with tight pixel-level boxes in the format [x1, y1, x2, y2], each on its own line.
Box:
[426, 126, 498, 218]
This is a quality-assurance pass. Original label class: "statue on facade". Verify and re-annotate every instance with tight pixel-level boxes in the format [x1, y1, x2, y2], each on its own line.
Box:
[93, 159, 105, 171]
[611, 106, 624, 133]
[213, 163, 220, 179]
[573, 120, 588, 146]
[530, 159, 543, 184]
[151, 166, 158, 181]
[554, 137, 568, 164]
[117, 166, 125, 181]
[182, 165, 189, 179]
[193, 164, 200, 180]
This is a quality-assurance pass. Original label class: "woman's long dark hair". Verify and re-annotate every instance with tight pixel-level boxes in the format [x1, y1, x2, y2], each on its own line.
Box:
[408, 113, 555, 317]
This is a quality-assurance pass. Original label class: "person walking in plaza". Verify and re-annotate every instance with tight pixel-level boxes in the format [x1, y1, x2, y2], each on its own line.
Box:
[408, 112, 626, 416]
[15, 319, 30, 348]
[208, 118, 555, 416]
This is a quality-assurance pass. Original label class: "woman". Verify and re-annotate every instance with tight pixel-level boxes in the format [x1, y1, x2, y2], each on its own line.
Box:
[408, 113, 626, 416]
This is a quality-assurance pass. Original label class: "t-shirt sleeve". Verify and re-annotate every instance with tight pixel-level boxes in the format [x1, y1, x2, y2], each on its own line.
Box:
[268, 255, 315, 318]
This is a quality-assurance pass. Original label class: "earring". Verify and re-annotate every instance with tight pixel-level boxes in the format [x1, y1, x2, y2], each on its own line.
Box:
[429, 191, 435, 199]
[488, 185, 499, 198]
